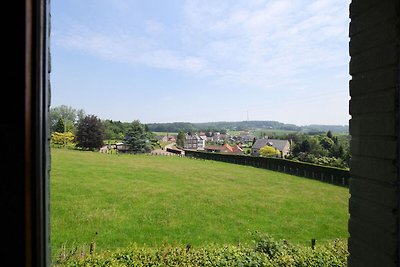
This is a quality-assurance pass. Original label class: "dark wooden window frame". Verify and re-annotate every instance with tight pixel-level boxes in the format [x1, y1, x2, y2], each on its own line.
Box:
[10, 0, 399, 267]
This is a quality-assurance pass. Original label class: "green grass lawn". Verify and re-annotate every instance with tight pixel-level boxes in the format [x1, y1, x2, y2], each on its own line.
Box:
[50, 148, 349, 261]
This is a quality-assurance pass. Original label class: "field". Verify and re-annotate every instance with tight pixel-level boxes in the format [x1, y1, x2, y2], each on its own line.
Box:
[152, 131, 178, 136]
[50, 148, 349, 261]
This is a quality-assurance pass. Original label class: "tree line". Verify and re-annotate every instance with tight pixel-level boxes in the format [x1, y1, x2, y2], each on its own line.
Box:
[146, 121, 349, 133]
[284, 131, 350, 169]
[49, 105, 153, 153]
[49, 105, 351, 169]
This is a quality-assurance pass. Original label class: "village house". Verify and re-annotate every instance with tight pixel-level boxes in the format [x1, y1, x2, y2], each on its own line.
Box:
[155, 134, 177, 143]
[205, 143, 244, 155]
[155, 135, 169, 142]
[184, 133, 206, 150]
[240, 132, 256, 143]
[251, 138, 291, 158]
[168, 135, 177, 142]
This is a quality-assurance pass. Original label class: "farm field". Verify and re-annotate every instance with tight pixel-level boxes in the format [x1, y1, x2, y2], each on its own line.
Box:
[152, 131, 178, 136]
[50, 148, 349, 261]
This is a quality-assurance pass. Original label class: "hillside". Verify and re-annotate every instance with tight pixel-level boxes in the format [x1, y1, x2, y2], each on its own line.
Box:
[146, 120, 349, 134]
[50, 148, 349, 260]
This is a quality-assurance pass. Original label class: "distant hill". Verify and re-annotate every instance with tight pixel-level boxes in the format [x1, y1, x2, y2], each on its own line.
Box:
[146, 121, 348, 134]
[301, 124, 349, 133]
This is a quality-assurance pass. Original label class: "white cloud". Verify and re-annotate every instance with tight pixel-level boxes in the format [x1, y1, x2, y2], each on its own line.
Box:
[178, 0, 350, 90]
[55, 0, 350, 92]
[55, 23, 207, 73]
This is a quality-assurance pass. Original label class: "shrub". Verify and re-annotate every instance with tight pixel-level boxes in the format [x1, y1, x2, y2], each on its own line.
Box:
[53, 234, 348, 267]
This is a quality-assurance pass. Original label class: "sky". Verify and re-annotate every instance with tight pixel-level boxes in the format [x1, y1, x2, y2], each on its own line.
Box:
[51, 0, 351, 126]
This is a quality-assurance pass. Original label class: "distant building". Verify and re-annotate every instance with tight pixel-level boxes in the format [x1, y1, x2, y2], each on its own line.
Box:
[184, 134, 206, 150]
[205, 143, 244, 155]
[251, 138, 291, 158]
[168, 135, 177, 142]
[155, 135, 169, 142]
[155, 135, 177, 143]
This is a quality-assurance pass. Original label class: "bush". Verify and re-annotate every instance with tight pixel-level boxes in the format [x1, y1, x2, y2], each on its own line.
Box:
[53, 234, 348, 267]
[51, 131, 75, 147]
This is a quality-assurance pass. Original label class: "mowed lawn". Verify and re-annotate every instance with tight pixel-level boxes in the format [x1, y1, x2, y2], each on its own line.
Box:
[50, 148, 349, 259]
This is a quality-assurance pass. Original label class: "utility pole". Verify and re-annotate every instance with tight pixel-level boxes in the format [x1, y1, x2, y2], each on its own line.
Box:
[63, 118, 67, 148]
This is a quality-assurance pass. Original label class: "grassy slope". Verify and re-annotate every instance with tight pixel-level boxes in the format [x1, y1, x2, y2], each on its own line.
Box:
[50, 148, 349, 260]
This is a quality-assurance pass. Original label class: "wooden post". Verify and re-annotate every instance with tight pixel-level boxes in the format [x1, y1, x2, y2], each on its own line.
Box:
[90, 241, 95, 255]
[80, 245, 85, 259]
[311, 239, 316, 250]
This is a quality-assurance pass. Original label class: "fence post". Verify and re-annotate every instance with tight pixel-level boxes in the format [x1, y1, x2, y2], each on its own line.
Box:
[311, 239, 316, 250]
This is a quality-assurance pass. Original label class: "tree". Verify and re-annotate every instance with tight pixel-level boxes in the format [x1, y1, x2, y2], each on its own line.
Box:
[330, 144, 345, 158]
[326, 130, 333, 139]
[75, 115, 105, 150]
[51, 131, 75, 147]
[75, 109, 86, 122]
[49, 105, 77, 132]
[124, 120, 152, 153]
[260, 145, 280, 157]
[53, 118, 65, 133]
[176, 131, 186, 148]
[320, 136, 334, 150]
[49, 105, 86, 147]
[299, 139, 311, 153]
[102, 119, 129, 141]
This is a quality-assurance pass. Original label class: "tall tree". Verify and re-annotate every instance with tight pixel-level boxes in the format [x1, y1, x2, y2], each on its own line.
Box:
[299, 139, 311, 153]
[75, 115, 105, 150]
[76, 108, 86, 124]
[49, 105, 76, 132]
[176, 131, 186, 148]
[53, 118, 65, 133]
[320, 136, 334, 150]
[124, 120, 152, 153]
[326, 130, 333, 139]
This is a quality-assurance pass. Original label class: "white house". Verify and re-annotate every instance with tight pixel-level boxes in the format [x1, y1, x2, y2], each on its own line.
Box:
[251, 138, 291, 158]
[184, 134, 206, 150]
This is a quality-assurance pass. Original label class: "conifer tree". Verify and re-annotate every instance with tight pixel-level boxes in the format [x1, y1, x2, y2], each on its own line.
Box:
[124, 120, 152, 153]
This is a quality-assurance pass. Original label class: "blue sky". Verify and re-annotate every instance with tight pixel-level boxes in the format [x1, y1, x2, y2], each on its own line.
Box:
[51, 0, 351, 126]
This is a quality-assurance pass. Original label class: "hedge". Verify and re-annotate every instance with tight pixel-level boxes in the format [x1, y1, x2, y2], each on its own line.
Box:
[184, 150, 350, 187]
[53, 233, 348, 267]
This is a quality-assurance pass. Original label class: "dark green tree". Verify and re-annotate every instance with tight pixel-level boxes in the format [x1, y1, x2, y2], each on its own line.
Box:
[176, 131, 186, 148]
[53, 118, 65, 133]
[299, 139, 311, 153]
[102, 119, 129, 141]
[75, 115, 104, 150]
[320, 136, 334, 150]
[124, 120, 152, 153]
[326, 130, 333, 139]
[330, 144, 345, 158]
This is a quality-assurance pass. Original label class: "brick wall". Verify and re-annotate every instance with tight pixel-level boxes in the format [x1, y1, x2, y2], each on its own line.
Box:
[348, 0, 400, 266]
